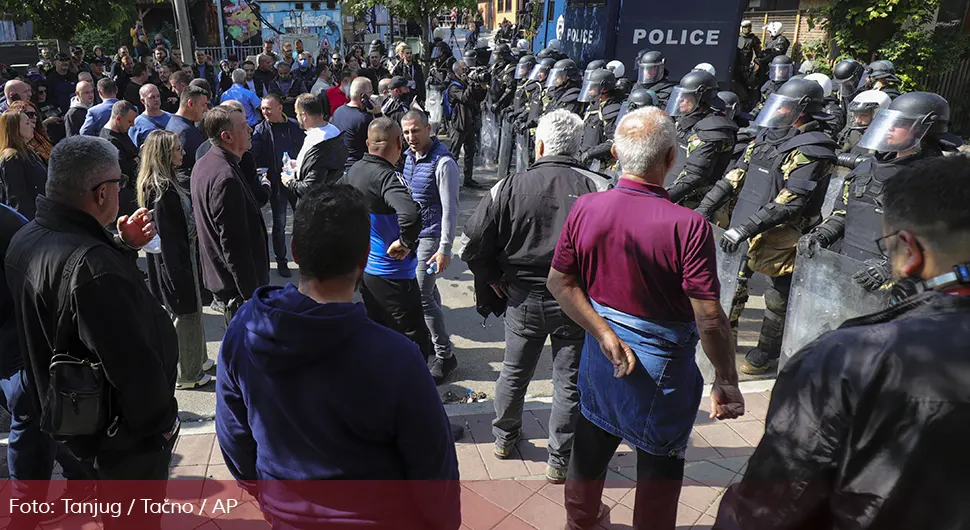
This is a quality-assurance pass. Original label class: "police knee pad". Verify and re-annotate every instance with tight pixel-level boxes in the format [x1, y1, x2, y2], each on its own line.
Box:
[764, 286, 789, 315]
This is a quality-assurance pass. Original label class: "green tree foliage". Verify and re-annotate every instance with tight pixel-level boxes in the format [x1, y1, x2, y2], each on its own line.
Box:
[342, 0, 476, 53]
[0, 0, 136, 42]
[808, 0, 970, 90]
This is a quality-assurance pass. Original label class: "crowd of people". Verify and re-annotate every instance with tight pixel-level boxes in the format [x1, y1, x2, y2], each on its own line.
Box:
[0, 18, 967, 530]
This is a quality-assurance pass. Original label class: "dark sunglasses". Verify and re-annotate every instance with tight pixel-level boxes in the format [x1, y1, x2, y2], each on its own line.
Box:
[90, 174, 129, 191]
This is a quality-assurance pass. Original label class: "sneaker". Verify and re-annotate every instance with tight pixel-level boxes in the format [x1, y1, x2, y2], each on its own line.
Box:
[740, 347, 778, 375]
[545, 464, 567, 484]
[202, 359, 215, 372]
[176, 373, 213, 390]
[277, 262, 292, 278]
[463, 178, 484, 189]
[429, 355, 458, 385]
[493, 432, 521, 459]
[451, 423, 465, 441]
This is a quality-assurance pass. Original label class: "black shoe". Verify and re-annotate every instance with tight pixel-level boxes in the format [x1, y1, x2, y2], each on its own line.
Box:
[463, 178, 484, 189]
[450, 422, 465, 441]
[277, 262, 292, 278]
[429, 355, 458, 385]
[740, 347, 778, 375]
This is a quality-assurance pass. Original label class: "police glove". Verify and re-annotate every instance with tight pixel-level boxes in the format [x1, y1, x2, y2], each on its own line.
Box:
[852, 259, 892, 292]
[796, 232, 822, 258]
[719, 227, 750, 254]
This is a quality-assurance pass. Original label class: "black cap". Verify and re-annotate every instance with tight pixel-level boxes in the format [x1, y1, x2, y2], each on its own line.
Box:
[54, 52, 70, 61]
[389, 76, 409, 90]
[92, 57, 105, 65]
[71, 46, 84, 54]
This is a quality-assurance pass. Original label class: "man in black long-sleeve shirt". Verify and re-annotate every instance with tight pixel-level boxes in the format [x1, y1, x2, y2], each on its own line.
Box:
[447, 61, 487, 188]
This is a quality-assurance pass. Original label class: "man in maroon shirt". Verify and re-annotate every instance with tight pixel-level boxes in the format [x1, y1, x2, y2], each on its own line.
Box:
[548, 107, 745, 530]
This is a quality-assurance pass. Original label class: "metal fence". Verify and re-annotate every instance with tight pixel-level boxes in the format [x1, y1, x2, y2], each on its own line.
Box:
[922, 56, 970, 134]
[195, 45, 264, 63]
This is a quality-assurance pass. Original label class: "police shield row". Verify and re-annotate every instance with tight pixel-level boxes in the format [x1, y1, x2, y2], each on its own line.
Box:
[461, 33, 961, 377]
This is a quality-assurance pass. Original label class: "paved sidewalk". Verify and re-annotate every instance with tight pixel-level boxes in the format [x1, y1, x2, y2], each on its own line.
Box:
[122, 390, 769, 530]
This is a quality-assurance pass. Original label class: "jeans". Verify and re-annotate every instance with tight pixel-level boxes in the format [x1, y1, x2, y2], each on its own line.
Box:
[492, 286, 583, 468]
[360, 273, 434, 360]
[415, 237, 453, 359]
[270, 184, 295, 264]
[565, 415, 684, 530]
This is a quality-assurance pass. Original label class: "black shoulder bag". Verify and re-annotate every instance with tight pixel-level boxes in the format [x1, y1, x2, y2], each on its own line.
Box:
[40, 243, 110, 436]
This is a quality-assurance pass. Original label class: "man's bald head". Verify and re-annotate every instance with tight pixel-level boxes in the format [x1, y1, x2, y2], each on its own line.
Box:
[366, 117, 403, 163]
[77, 71, 94, 84]
[75, 80, 95, 106]
[612, 107, 676, 184]
[4, 80, 31, 104]
[349, 76, 372, 102]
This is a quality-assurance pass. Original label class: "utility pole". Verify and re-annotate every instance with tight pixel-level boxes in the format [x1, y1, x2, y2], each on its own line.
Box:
[172, 0, 195, 64]
[215, 0, 228, 61]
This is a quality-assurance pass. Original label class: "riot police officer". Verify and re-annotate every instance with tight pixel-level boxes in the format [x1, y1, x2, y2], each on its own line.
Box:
[488, 43, 517, 115]
[633, 51, 677, 109]
[717, 90, 749, 127]
[577, 68, 623, 172]
[801, 92, 961, 294]
[864, 60, 902, 100]
[736, 20, 762, 109]
[805, 72, 846, 137]
[544, 59, 584, 115]
[623, 88, 659, 114]
[836, 89, 891, 154]
[664, 71, 740, 210]
[759, 22, 791, 66]
[428, 41, 457, 87]
[508, 54, 538, 169]
[757, 55, 794, 108]
[513, 57, 555, 132]
[832, 59, 865, 113]
[695, 78, 838, 375]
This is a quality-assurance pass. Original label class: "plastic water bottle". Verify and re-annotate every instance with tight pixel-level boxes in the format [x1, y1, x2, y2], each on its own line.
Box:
[282, 152, 293, 179]
[426, 261, 439, 275]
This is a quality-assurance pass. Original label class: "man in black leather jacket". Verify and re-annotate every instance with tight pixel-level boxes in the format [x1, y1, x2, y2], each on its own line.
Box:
[715, 154, 970, 530]
[285, 93, 349, 196]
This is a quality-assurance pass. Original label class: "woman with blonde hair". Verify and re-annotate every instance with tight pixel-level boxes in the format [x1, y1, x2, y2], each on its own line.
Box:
[0, 109, 47, 219]
[138, 129, 213, 389]
[7, 100, 54, 163]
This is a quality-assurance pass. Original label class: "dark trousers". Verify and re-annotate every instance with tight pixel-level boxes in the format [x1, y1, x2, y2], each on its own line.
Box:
[759, 272, 792, 357]
[270, 184, 296, 264]
[96, 425, 179, 530]
[565, 415, 684, 530]
[448, 128, 477, 181]
[360, 273, 434, 360]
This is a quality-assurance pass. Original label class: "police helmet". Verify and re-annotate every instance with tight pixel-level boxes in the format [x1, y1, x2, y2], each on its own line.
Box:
[716, 91, 741, 120]
[866, 60, 896, 79]
[536, 47, 555, 60]
[516, 39, 530, 53]
[833, 59, 864, 83]
[804, 73, 833, 99]
[585, 59, 607, 72]
[579, 68, 616, 103]
[528, 57, 556, 82]
[615, 77, 633, 98]
[693, 62, 716, 76]
[547, 58, 580, 89]
[463, 49, 479, 68]
[666, 70, 718, 116]
[846, 89, 891, 130]
[754, 77, 826, 129]
[627, 88, 659, 111]
[548, 39, 562, 53]
[369, 39, 384, 54]
[638, 51, 665, 84]
[432, 41, 452, 61]
[515, 54, 537, 80]
[857, 92, 960, 152]
[606, 60, 626, 79]
[768, 54, 794, 82]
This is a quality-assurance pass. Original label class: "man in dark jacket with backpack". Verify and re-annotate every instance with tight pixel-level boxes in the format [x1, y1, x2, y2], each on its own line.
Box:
[446, 59, 487, 188]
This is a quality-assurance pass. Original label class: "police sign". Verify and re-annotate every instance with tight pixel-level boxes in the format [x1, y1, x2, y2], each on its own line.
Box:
[632, 28, 721, 47]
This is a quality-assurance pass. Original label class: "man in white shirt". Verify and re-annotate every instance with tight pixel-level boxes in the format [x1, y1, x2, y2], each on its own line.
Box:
[283, 93, 349, 198]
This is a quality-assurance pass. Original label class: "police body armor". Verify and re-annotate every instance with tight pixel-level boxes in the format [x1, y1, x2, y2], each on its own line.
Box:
[837, 127, 866, 154]
[667, 115, 739, 203]
[633, 78, 676, 109]
[546, 85, 583, 114]
[489, 63, 516, 108]
[729, 127, 800, 226]
[840, 158, 896, 262]
[580, 100, 622, 153]
[665, 111, 708, 186]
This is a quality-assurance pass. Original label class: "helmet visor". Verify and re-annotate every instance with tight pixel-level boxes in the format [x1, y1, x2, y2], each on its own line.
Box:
[847, 105, 877, 129]
[753, 93, 808, 129]
[638, 63, 662, 84]
[515, 62, 533, 79]
[546, 67, 566, 89]
[768, 63, 793, 82]
[665, 86, 700, 116]
[578, 77, 604, 103]
[856, 108, 931, 152]
[528, 63, 551, 82]
[431, 46, 444, 59]
[465, 54, 478, 68]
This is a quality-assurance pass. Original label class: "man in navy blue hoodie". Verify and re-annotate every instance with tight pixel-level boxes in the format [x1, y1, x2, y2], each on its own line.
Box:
[216, 184, 461, 529]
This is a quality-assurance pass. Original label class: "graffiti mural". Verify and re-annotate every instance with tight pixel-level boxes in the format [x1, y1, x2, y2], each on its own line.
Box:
[223, 0, 262, 44]
[260, 2, 343, 56]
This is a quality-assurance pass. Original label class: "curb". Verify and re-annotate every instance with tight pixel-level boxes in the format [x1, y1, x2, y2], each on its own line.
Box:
[0, 379, 775, 443]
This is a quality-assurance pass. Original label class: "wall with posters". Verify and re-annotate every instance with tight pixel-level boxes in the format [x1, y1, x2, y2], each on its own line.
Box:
[258, 1, 344, 58]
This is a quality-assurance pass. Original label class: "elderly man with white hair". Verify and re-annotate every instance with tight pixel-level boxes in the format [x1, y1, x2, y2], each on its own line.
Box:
[547, 107, 745, 529]
[462, 109, 609, 484]
[220, 68, 262, 126]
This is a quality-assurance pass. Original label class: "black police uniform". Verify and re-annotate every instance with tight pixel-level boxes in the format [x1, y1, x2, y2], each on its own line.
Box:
[632, 74, 677, 110]
[579, 95, 623, 169]
[666, 112, 739, 208]
[545, 81, 584, 115]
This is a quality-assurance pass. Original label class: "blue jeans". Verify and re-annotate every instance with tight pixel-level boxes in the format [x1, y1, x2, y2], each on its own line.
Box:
[0, 369, 95, 494]
[270, 184, 295, 264]
[414, 237, 453, 359]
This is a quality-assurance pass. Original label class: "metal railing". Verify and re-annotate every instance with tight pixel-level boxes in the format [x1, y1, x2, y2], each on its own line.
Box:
[194, 45, 264, 63]
[922, 56, 970, 134]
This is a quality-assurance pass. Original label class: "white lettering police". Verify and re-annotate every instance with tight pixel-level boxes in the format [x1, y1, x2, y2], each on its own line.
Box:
[565, 27, 595, 45]
[632, 29, 720, 46]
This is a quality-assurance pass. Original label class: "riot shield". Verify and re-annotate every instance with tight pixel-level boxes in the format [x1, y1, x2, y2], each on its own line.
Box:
[427, 86, 444, 135]
[497, 115, 514, 179]
[480, 108, 500, 165]
[820, 172, 846, 218]
[778, 246, 890, 371]
[663, 143, 688, 187]
[695, 225, 749, 383]
[514, 131, 530, 173]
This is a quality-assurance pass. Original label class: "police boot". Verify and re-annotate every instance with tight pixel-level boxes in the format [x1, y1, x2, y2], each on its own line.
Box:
[741, 296, 786, 375]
